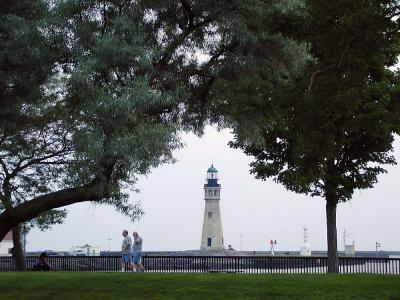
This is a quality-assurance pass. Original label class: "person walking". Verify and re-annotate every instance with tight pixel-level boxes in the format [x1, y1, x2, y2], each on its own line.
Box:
[121, 229, 134, 271]
[132, 231, 145, 272]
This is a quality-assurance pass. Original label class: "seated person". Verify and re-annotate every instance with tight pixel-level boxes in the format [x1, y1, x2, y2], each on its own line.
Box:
[32, 252, 53, 271]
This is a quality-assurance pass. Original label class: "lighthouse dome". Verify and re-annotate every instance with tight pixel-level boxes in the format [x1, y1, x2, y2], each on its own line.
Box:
[205, 164, 220, 186]
[207, 165, 218, 173]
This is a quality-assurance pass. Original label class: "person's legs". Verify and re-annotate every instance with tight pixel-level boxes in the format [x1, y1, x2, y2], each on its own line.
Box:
[121, 254, 132, 271]
[133, 252, 144, 272]
[32, 263, 44, 271]
[138, 261, 145, 270]
[130, 257, 137, 272]
[121, 255, 125, 271]
[136, 256, 145, 271]
[43, 264, 51, 271]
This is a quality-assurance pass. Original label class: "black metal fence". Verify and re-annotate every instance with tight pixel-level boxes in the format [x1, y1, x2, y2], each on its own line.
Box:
[0, 255, 399, 274]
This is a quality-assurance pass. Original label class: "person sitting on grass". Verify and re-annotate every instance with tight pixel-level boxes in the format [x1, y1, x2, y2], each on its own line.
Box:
[32, 252, 53, 271]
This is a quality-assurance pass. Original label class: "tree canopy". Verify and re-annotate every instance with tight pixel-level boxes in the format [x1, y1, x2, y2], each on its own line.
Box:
[0, 0, 309, 271]
[228, 0, 400, 272]
[4, 1, 399, 274]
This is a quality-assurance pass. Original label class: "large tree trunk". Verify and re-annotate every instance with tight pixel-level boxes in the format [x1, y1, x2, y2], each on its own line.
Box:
[326, 192, 339, 273]
[0, 182, 106, 242]
[12, 224, 26, 271]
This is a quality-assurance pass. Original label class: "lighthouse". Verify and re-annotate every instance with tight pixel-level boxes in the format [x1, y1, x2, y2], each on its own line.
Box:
[200, 165, 224, 251]
[300, 226, 312, 256]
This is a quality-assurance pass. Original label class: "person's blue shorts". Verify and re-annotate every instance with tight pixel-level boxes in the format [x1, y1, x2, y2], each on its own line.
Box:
[122, 253, 132, 263]
[133, 252, 142, 264]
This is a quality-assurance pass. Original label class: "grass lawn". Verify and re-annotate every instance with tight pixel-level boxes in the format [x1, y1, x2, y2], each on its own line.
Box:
[0, 272, 399, 300]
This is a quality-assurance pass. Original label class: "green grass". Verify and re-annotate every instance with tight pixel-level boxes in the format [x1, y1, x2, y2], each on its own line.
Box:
[0, 272, 399, 300]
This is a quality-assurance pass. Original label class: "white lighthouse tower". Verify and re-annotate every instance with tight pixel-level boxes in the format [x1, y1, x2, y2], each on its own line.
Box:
[200, 165, 224, 251]
[300, 226, 312, 256]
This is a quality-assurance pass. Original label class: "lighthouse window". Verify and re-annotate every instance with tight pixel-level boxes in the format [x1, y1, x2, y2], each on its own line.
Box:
[208, 212, 212, 218]
[207, 238, 212, 246]
[213, 190, 217, 196]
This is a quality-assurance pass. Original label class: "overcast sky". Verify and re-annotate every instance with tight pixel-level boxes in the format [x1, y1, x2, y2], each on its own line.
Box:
[27, 127, 400, 253]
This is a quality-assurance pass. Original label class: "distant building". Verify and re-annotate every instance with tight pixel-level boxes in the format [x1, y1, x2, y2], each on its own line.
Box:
[70, 244, 100, 256]
[200, 165, 224, 251]
[0, 231, 13, 256]
[345, 244, 355, 256]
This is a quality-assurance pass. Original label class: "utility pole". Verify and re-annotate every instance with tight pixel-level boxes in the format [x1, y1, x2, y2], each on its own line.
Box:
[107, 238, 112, 253]
[23, 222, 27, 256]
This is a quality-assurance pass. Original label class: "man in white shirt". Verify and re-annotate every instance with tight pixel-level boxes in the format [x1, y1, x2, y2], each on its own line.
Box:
[121, 229, 134, 271]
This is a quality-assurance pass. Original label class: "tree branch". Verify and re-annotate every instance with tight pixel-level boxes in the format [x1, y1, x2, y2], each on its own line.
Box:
[307, 65, 335, 92]
[154, 17, 214, 71]
[0, 181, 107, 241]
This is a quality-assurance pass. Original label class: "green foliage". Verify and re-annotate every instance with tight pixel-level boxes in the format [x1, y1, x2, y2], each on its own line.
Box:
[0, 0, 69, 230]
[194, 0, 312, 128]
[53, 0, 187, 217]
[0, 0, 311, 231]
[229, 0, 400, 202]
[0, 0, 54, 133]
[27, 209, 68, 232]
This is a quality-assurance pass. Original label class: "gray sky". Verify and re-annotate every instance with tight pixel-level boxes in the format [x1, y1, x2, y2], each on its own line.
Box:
[27, 127, 400, 252]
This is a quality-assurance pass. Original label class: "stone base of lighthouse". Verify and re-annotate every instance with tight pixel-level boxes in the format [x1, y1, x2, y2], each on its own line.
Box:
[200, 199, 224, 251]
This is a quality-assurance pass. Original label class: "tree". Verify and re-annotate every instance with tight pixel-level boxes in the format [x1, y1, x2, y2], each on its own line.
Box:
[0, 0, 71, 270]
[0, 0, 308, 268]
[0, 0, 182, 260]
[227, 0, 400, 272]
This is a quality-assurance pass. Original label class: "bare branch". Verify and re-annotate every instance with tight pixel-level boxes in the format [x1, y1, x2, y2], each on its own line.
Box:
[307, 65, 335, 92]
[15, 147, 72, 175]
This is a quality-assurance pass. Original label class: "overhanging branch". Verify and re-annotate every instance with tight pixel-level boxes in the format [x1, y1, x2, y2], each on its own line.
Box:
[0, 181, 107, 240]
